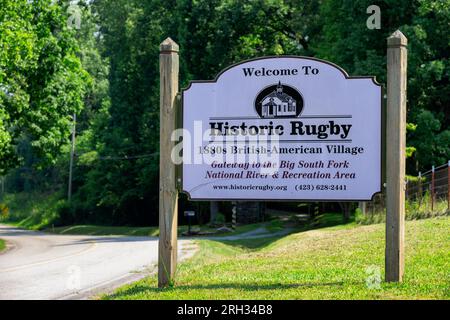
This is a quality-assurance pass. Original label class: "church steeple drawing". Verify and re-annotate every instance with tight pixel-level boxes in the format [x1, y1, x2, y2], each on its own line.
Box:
[261, 81, 297, 118]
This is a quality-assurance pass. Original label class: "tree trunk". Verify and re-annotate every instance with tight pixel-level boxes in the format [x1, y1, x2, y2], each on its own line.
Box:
[339, 202, 353, 222]
[210, 201, 219, 225]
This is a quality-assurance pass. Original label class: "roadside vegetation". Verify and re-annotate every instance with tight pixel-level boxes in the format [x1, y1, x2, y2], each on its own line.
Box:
[0, 239, 5, 252]
[0, 192, 65, 230]
[105, 216, 450, 300]
[356, 198, 449, 225]
[0, 191, 285, 237]
[2, 191, 447, 234]
[44, 224, 264, 237]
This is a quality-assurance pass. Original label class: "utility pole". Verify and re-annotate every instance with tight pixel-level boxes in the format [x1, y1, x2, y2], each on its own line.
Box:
[68, 113, 76, 202]
[0, 176, 4, 196]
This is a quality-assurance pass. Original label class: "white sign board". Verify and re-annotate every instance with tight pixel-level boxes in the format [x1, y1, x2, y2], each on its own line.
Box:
[181, 56, 382, 201]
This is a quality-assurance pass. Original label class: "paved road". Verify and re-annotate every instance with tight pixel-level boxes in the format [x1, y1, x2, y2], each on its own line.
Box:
[0, 225, 194, 300]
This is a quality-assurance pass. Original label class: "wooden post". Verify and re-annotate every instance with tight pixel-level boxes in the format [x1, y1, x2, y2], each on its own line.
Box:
[158, 37, 179, 288]
[385, 30, 407, 282]
[418, 171, 422, 206]
[405, 179, 409, 200]
[231, 202, 237, 231]
[431, 165, 435, 211]
[358, 202, 367, 215]
[447, 161, 450, 210]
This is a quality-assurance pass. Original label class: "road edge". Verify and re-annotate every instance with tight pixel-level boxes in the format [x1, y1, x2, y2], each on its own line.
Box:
[60, 240, 199, 300]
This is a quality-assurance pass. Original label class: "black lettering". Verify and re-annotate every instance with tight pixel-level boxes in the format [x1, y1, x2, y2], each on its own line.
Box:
[209, 122, 223, 135]
[340, 125, 352, 139]
[290, 121, 304, 135]
[242, 68, 254, 76]
[317, 124, 329, 139]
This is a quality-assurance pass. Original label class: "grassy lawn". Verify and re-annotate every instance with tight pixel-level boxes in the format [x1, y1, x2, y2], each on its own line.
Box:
[104, 216, 450, 300]
[0, 239, 5, 252]
[45, 225, 159, 236]
[42, 215, 308, 237]
[41, 221, 275, 237]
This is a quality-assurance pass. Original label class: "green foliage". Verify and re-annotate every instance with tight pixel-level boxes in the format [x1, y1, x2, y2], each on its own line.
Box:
[354, 207, 364, 223]
[214, 212, 226, 225]
[400, 0, 450, 169]
[0, 203, 8, 220]
[2, 0, 448, 226]
[409, 110, 450, 168]
[176, 0, 320, 81]
[316, 0, 449, 172]
[405, 174, 425, 183]
[356, 196, 449, 225]
[0, 0, 89, 174]
[0, 192, 66, 229]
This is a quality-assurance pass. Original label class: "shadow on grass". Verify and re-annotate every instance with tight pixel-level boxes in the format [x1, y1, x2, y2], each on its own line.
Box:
[306, 212, 355, 230]
[213, 213, 354, 250]
[107, 280, 364, 299]
[216, 235, 291, 250]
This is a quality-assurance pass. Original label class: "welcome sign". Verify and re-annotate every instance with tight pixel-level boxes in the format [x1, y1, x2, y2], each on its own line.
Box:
[181, 56, 382, 201]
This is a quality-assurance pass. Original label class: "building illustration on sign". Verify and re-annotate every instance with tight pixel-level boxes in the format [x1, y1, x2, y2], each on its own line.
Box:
[261, 81, 297, 118]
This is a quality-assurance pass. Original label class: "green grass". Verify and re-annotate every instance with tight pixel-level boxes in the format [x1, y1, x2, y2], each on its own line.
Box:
[105, 216, 450, 300]
[45, 225, 159, 236]
[0, 192, 64, 230]
[0, 239, 5, 252]
[39, 222, 268, 237]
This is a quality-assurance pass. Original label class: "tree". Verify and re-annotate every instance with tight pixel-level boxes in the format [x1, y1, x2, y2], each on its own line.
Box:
[401, 0, 450, 169]
[315, 0, 449, 172]
[0, 0, 89, 175]
[47, 0, 448, 225]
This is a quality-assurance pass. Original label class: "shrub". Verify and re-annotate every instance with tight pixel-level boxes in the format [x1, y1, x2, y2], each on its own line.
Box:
[0, 192, 65, 229]
[215, 213, 226, 225]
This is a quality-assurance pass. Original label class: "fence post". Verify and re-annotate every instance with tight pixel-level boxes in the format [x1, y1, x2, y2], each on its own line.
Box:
[405, 179, 409, 200]
[358, 202, 367, 216]
[158, 37, 179, 288]
[418, 171, 422, 206]
[431, 165, 435, 212]
[448, 161, 450, 210]
[232, 202, 237, 231]
[385, 30, 407, 283]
